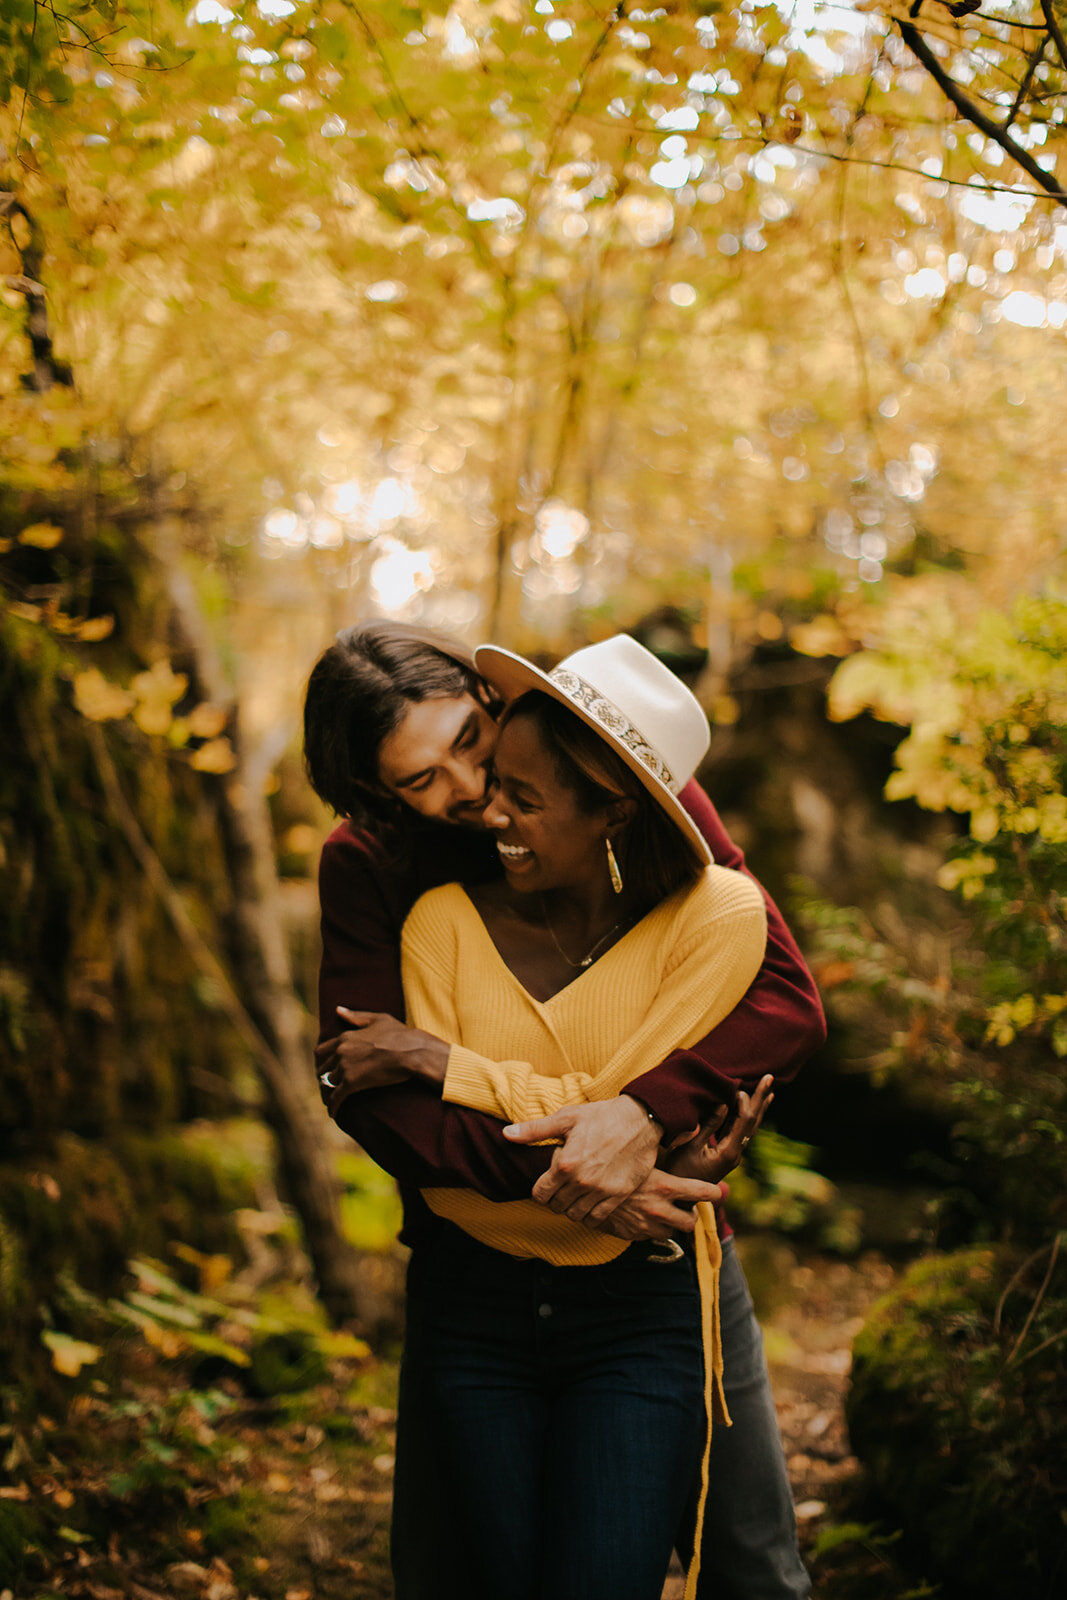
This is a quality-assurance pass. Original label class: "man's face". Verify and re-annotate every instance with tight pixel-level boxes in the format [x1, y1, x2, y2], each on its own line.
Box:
[376, 694, 498, 825]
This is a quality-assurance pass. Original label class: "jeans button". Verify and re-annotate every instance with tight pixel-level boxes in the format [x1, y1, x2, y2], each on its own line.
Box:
[538, 1302, 553, 1319]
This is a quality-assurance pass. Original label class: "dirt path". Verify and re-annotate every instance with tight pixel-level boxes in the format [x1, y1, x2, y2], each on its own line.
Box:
[17, 1245, 899, 1600]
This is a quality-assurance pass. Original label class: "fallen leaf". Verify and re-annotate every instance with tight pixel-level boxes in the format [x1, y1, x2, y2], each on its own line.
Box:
[53, 1487, 75, 1509]
[165, 1563, 210, 1591]
[0, 1484, 29, 1501]
[28, 1172, 61, 1201]
[266, 1471, 292, 1493]
[794, 1499, 827, 1521]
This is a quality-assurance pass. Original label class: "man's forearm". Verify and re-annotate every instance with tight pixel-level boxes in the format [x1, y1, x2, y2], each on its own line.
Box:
[335, 1080, 553, 1198]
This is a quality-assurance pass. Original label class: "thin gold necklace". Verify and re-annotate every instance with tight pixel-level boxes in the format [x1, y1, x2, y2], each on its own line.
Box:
[539, 896, 632, 970]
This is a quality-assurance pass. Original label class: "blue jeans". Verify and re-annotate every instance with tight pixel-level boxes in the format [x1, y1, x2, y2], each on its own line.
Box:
[391, 1231, 810, 1600]
[393, 1224, 704, 1600]
[680, 1238, 811, 1599]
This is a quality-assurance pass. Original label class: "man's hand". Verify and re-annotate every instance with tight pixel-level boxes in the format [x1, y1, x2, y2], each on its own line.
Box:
[314, 1007, 449, 1117]
[593, 1170, 723, 1241]
[503, 1097, 663, 1225]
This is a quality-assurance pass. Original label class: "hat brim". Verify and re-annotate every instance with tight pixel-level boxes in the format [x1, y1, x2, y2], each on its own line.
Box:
[475, 645, 713, 867]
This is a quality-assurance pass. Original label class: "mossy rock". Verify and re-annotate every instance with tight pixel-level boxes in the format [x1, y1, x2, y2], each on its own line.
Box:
[846, 1245, 1067, 1597]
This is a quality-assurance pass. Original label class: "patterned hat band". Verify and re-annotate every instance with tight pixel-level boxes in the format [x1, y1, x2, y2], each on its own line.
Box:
[548, 667, 677, 791]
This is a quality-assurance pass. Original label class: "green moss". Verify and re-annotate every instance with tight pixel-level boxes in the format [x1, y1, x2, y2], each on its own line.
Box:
[846, 1246, 1067, 1597]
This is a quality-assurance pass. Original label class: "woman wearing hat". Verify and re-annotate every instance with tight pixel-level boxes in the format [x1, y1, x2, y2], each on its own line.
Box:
[357, 636, 769, 1600]
[308, 622, 818, 1600]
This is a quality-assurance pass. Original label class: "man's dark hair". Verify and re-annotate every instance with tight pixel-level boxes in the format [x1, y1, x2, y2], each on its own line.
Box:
[304, 621, 498, 825]
[500, 691, 705, 910]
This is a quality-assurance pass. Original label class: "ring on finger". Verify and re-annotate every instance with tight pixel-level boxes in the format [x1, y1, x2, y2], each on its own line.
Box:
[320, 1070, 337, 1089]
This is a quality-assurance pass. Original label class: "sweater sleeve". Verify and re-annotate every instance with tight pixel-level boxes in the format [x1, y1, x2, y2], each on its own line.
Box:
[622, 781, 826, 1137]
[317, 827, 552, 1193]
[408, 874, 768, 1125]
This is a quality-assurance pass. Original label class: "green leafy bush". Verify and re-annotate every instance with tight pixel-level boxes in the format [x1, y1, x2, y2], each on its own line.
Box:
[824, 587, 1067, 1594]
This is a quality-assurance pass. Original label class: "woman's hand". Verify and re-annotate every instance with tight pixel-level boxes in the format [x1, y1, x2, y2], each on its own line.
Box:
[666, 1076, 774, 1185]
[314, 1007, 450, 1117]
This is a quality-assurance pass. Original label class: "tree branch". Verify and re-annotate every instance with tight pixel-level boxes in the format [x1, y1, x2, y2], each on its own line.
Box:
[897, 19, 1067, 203]
[1005, 35, 1047, 131]
[1040, 0, 1067, 73]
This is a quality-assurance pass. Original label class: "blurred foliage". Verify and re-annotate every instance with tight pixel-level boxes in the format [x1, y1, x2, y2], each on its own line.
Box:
[847, 1243, 1067, 1598]
[801, 586, 1067, 1594]
[728, 1126, 864, 1254]
[817, 584, 1067, 1238]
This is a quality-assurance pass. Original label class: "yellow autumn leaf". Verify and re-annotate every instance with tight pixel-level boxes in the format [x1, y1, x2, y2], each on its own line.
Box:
[317, 1329, 372, 1361]
[133, 699, 174, 737]
[18, 522, 64, 549]
[42, 1329, 102, 1377]
[132, 662, 188, 705]
[6, 601, 42, 623]
[72, 669, 136, 722]
[191, 737, 237, 774]
[970, 807, 999, 843]
[77, 615, 115, 642]
[186, 702, 229, 740]
[142, 1321, 186, 1359]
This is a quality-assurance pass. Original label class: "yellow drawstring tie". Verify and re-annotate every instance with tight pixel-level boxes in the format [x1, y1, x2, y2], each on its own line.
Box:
[683, 1201, 731, 1600]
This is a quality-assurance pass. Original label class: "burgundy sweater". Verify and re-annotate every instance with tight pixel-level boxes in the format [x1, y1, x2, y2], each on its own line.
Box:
[317, 781, 826, 1213]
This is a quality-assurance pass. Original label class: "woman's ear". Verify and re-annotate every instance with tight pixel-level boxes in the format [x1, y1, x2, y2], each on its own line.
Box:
[605, 796, 638, 835]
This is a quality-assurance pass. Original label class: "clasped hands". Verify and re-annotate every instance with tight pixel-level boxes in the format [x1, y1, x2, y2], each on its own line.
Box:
[314, 1006, 773, 1243]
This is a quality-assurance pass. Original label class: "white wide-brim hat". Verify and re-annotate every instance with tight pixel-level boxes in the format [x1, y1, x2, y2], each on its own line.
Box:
[474, 635, 713, 865]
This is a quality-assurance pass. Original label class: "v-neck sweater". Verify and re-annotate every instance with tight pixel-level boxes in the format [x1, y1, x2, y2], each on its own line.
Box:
[400, 864, 766, 1600]
[401, 864, 767, 1266]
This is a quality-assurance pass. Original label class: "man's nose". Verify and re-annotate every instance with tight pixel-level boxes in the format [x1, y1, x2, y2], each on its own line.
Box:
[447, 759, 488, 806]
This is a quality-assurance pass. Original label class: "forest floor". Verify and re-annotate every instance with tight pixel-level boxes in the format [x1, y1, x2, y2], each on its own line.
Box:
[6, 1240, 930, 1600]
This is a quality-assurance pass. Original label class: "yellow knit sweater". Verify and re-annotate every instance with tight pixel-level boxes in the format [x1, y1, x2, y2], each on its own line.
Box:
[400, 865, 768, 1600]
[402, 864, 767, 1254]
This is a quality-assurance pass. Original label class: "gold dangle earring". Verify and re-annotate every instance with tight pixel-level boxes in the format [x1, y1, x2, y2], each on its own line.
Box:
[605, 836, 623, 895]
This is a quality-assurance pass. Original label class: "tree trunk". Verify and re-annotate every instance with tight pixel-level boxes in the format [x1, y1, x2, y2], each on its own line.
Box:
[161, 553, 383, 1330]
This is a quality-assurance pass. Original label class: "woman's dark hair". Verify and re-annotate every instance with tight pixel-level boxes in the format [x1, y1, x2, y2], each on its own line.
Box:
[304, 621, 499, 825]
[500, 691, 705, 909]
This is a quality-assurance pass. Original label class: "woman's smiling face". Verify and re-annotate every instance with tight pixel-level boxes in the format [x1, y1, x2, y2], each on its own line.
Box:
[481, 711, 620, 895]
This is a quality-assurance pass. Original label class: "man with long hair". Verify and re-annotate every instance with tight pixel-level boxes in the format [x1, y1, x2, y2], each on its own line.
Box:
[305, 621, 822, 1600]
